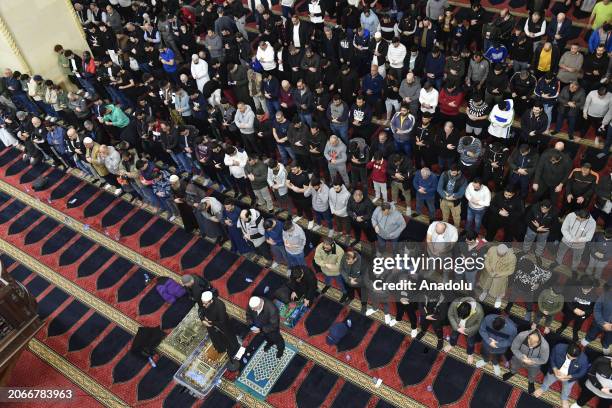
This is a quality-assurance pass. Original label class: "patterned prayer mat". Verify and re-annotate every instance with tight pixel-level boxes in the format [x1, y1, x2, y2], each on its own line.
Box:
[236, 341, 297, 399]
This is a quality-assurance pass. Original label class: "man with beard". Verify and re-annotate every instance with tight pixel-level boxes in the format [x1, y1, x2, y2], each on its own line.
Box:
[312, 82, 331, 133]
[286, 163, 312, 222]
[288, 116, 311, 172]
[338, 65, 358, 106]
[198, 291, 240, 369]
[349, 96, 373, 141]
[399, 72, 421, 117]
[510, 69, 537, 116]
[583, 45, 609, 92]
[485, 187, 524, 241]
[308, 122, 329, 181]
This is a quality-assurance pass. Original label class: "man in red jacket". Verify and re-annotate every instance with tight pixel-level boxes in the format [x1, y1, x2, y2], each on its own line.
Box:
[438, 84, 465, 127]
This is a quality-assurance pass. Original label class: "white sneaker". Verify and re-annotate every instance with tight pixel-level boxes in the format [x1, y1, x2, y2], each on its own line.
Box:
[293, 216, 302, 222]
[327, 229, 335, 237]
[605, 347, 611, 356]
[312, 225, 321, 231]
[410, 329, 418, 338]
[113, 188, 122, 196]
[365, 308, 377, 316]
[493, 364, 501, 376]
[307, 220, 314, 230]
[475, 360, 486, 368]
[580, 339, 589, 347]
[494, 298, 502, 309]
[405, 207, 412, 216]
[103, 184, 112, 190]
[372, 197, 379, 204]
[479, 291, 488, 302]
[570, 403, 581, 408]
[169, 215, 177, 222]
[270, 261, 279, 269]
[384, 314, 391, 325]
[388, 318, 397, 327]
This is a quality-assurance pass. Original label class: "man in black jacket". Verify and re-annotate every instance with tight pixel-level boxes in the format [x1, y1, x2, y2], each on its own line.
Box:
[485, 188, 524, 241]
[533, 146, 572, 204]
[274, 266, 318, 306]
[182, 274, 215, 308]
[563, 162, 597, 215]
[507, 144, 538, 199]
[520, 102, 548, 151]
[522, 200, 556, 257]
[247, 296, 285, 358]
[347, 189, 376, 244]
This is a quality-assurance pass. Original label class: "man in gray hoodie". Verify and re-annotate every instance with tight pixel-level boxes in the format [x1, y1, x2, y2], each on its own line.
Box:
[399, 73, 421, 116]
[234, 102, 255, 148]
[324, 135, 350, 186]
[503, 329, 550, 394]
[372, 202, 406, 255]
[555, 209, 596, 270]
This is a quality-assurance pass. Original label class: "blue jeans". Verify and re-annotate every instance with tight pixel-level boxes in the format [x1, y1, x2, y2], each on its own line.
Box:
[540, 373, 575, 401]
[299, 113, 313, 127]
[324, 275, 346, 293]
[543, 104, 553, 129]
[12, 93, 40, 114]
[286, 251, 306, 267]
[314, 209, 333, 228]
[376, 236, 398, 255]
[277, 144, 295, 164]
[415, 197, 435, 217]
[266, 100, 281, 117]
[466, 207, 486, 233]
[394, 139, 412, 157]
[585, 323, 612, 349]
[170, 151, 193, 174]
[77, 77, 97, 96]
[508, 173, 530, 198]
[450, 331, 477, 355]
[330, 122, 349, 144]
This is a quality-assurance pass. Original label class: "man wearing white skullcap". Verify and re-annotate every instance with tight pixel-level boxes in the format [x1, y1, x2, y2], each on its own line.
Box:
[198, 289, 240, 361]
[246, 296, 285, 358]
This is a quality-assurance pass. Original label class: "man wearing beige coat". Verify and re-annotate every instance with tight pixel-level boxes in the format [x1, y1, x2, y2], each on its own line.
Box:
[479, 244, 517, 309]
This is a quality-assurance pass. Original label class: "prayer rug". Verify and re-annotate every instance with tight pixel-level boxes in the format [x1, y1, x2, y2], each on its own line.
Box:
[236, 341, 297, 399]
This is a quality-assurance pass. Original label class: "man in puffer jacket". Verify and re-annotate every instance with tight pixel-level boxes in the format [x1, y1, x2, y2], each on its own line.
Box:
[371, 202, 406, 255]
[445, 297, 484, 364]
[503, 329, 549, 394]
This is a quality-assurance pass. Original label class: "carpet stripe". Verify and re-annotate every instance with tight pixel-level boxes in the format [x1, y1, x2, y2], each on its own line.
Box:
[0, 238, 265, 408]
[28, 339, 128, 408]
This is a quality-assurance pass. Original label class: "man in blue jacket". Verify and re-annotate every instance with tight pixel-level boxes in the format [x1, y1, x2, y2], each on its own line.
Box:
[476, 314, 517, 376]
[581, 290, 612, 353]
[413, 167, 438, 219]
[534, 342, 589, 406]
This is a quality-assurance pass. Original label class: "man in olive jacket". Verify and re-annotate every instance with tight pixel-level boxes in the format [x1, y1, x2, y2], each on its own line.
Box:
[445, 297, 484, 364]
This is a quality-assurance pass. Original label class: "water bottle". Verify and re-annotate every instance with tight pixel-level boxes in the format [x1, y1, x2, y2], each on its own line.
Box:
[144, 272, 151, 284]
[148, 356, 157, 368]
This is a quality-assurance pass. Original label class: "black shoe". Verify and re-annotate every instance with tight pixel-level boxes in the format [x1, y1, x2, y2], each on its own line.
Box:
[276, 348, 284, 359]
[321, 285, 330, 294]
[528, 382, 535, 394]
[263, 343, 272, 352]
[556, 325, 567, 335]
[436, 339, 443, 350]
[502, 372, 515, 381]
[550, 130, 558, 136]
[415, 331, 426, 341]
[339, 294, 350, 304]
[360, 303, 367, 314]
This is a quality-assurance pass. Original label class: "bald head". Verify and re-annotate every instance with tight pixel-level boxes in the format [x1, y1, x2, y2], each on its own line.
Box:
[435, 222, 447, 235]
[554, 141, 565, 151]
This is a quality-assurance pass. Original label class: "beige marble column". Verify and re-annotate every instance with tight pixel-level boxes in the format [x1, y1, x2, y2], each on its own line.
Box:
[0, 0, 90, 85]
